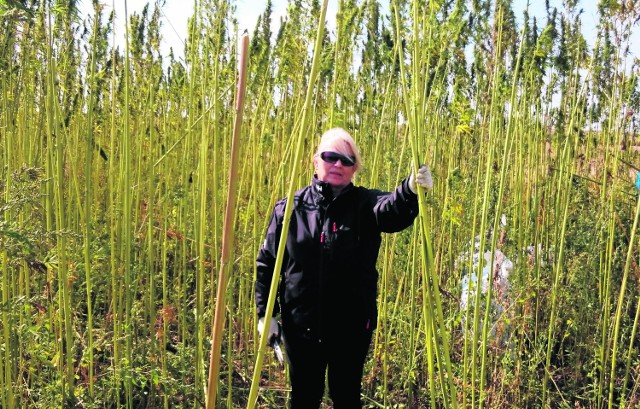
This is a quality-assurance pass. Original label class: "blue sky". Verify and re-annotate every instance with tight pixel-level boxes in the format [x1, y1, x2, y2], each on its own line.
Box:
[80, 0, 638, 66]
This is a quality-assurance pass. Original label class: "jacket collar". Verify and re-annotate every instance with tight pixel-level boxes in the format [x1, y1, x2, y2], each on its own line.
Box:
[312, 175, 354, 205]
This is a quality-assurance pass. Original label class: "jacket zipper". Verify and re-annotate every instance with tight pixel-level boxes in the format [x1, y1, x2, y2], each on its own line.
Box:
[318, 204, 327, 343]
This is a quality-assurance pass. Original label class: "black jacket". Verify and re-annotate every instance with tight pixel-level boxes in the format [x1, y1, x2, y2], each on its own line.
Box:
[256, 175, 419, 339]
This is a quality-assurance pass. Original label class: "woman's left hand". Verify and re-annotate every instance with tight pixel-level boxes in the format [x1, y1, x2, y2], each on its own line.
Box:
[409, 164, 433, 193]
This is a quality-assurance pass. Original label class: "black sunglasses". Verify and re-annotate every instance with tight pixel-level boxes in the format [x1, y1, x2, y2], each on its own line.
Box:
[320, 151, 356, 167]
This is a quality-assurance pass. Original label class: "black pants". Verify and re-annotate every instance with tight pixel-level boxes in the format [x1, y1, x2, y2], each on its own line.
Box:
[282, 323, 373, 409]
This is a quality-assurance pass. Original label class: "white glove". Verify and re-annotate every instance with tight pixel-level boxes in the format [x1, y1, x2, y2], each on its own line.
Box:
[257, 317, 280, 344]
[409, 164, 433, 193]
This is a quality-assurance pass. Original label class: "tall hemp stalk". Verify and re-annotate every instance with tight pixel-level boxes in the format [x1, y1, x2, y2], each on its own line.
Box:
[1, 53, 13, 408]
[478, 14, 526, 407]
[606, 71, 637, 409]
[1, 11, 14, 403]
[615, 193, 640, 406]
[247, 0, 329, 407]
[122, 1, 134, 406]
[107, 0, 122, 402]
[206, 31, 250, 409]
[82, 3, 103, 398]
[393, 1, 457, 407]
[44, 2, 75, 403]
[541, 34, 590, 402]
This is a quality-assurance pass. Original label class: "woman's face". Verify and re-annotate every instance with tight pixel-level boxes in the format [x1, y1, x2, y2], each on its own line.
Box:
[314, 141, 357, 189]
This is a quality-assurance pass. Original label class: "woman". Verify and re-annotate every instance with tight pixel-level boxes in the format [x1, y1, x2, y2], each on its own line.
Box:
[255, 127, 432, 408]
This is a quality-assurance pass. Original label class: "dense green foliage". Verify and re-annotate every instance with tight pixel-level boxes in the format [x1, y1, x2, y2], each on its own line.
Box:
[1, 0, 639, 407]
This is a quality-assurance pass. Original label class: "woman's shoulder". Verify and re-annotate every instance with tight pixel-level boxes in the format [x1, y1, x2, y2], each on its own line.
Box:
[272, 184, 315, 210]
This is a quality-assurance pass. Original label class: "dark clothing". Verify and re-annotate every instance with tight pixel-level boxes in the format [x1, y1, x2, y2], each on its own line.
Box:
[284, 322, 373, 408]
[256, 176, 419, 335]
[255, 175, 419, 407]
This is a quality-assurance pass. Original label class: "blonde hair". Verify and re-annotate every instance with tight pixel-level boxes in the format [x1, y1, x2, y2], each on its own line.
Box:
[315, 127, 362, 170]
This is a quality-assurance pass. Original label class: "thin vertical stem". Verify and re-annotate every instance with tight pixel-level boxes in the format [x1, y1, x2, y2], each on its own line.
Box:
[206, 31, 250, 408]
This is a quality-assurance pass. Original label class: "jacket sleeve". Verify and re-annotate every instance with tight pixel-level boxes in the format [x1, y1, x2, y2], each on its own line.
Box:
[255, 201, 284, 318]
[372, 177, 420, 233]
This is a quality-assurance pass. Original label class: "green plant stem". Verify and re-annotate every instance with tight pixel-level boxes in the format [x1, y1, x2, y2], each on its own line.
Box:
[247, 1, 329, 406]
[608, 181, 640, 407]
[207, 31, 249, 409]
